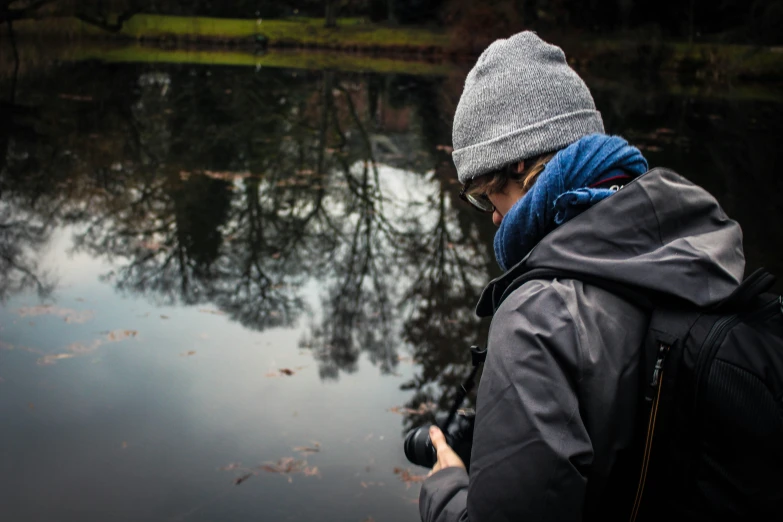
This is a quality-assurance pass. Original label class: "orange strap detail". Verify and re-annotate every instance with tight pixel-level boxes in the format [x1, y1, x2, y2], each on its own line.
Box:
[630, 368, 665, 522]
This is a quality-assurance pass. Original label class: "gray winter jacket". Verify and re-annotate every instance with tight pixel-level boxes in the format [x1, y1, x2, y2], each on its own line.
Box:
[419, 168, 745, 522]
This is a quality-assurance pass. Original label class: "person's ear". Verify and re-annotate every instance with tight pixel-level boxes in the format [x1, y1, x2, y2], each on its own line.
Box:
[513, 160, 525, 174]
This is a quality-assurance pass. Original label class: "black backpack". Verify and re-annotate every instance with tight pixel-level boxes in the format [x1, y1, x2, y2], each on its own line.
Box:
[502, 267, 783, 521]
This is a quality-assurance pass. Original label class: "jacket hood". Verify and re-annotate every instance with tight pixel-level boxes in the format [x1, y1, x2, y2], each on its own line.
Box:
[477, 168, 745, 317]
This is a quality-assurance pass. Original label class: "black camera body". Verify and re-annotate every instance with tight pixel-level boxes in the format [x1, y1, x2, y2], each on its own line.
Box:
[403, 410, 475, 471]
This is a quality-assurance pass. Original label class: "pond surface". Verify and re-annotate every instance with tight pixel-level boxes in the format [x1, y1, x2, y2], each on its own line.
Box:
[1, 44, 782, 521]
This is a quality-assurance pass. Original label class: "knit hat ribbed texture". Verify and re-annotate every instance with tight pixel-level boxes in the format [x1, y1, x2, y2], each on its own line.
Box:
[452, 31, 605, 184]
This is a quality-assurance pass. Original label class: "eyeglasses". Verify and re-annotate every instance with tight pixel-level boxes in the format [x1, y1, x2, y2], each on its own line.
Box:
[459, 181, 495, 213]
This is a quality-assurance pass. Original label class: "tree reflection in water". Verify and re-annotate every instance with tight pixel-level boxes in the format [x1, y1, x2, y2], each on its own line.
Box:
[2, 57, 781, 437]
[0, 62, 494, 392]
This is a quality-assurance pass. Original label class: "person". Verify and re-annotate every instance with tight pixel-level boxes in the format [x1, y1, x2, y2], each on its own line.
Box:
[418, 31, 745, 521]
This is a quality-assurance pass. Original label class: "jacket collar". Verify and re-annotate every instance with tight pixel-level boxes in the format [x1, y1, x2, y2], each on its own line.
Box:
[475, 256, 532, 318]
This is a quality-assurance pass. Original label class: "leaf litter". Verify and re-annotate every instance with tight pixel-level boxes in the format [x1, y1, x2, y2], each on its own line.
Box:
[293, 442, 320, 456]
[220, 450, 322, 485]
[37, 330, 138, 366]
[265, 366, 307, 378]
[16, 306, 94, 324]
[394, 467, 427, 489]
[387, 402, 436, 416]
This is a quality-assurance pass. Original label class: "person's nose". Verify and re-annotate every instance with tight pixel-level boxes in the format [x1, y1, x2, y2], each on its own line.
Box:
[492, 210, 503, 227]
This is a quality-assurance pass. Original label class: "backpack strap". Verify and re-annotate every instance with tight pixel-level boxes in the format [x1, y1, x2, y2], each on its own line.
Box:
[501, 267, 657, 311]
[716, 268, 777, 312]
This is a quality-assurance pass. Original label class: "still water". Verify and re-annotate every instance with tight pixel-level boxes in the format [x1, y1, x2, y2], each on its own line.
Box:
[1, 44, 782, 521]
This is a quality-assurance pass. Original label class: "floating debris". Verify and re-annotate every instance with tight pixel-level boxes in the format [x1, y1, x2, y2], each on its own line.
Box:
[37, 330, 138, 366]
[387, 402, 436, 416]
[234, 473, 255, 485]
[16, 306, 94, 324]
[293, 442, 321, 456]
[394, 467, 427, 488]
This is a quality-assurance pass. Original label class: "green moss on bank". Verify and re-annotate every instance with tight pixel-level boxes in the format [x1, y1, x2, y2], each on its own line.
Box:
[71, 45, 455, 76]
[12, 14, 448, 51]
[8, 14, 783, 79]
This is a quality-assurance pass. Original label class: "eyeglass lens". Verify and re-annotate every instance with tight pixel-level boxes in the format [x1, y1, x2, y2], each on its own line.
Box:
[466, 193, 494, 212]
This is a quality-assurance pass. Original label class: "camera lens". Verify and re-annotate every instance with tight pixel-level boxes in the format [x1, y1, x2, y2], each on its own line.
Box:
[403, 424, 436, 468]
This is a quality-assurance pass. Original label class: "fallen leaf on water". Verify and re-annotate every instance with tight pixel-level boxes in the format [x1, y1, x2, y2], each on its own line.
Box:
[219, 462, 242, 471]
[362, 517, 375, 522]
[37, 330, 137, 366]
[387, 402, 435, 416]
[106, 330, 138, 342]
[121, 441, 128, 449]
[234, 472, 255, 485]
[394, 467, 427, 488]
[28, 402, 35, 410]
[37, 353, 77, 365]
[16, 306, 94, 324]
[0, 377, 5, 383]
[180, 351, 197, 357]
[160, 315, 169, 320]
[278, 368, 295, 376]
[257, 457, 317, 481]
[293, 443, 320, 456]
[199, 309, 225, 316]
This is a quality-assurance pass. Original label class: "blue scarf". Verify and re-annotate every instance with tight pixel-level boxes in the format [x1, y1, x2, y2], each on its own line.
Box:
[494, 134, 648, 271]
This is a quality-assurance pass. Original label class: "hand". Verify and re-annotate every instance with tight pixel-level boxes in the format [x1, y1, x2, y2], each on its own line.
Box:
[427, 425, 467, 477]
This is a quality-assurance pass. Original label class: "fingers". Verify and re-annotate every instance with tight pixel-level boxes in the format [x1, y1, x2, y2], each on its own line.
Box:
[428, 426, 467, 476]
[429, 425, 448, 452]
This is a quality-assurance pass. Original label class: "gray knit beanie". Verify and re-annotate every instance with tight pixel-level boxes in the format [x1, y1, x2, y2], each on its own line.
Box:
[452, 31, 605, 184]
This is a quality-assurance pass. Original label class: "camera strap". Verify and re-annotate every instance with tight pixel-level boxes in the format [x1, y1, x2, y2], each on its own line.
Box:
[440, 345, 486, 431]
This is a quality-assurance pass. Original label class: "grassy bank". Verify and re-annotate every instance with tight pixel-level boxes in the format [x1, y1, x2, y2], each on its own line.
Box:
[71, 45, 454, 76]
[6, 14, 783, 79]
[11, 15, 448, 53]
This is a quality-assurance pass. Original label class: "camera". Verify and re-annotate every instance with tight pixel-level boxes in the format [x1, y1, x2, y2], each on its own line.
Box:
[403, 410, 476, 470]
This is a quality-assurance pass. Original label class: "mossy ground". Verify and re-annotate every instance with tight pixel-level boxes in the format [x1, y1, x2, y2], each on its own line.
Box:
[7, 14, 783, 80]
[71, 44, 455, 76]
[12, 15, 449, 50]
